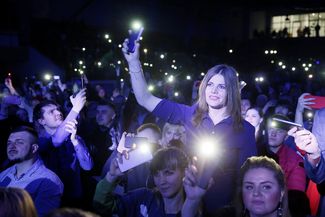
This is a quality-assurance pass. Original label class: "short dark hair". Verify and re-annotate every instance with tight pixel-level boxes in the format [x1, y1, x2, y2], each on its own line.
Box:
[33, 100, 60, 122]
[11, 126, 38, 144]
[267, 114, 291, 131]
[97, 100, 116, 112]
[137, 123, 162, 138]
[150, 147, 188, 175]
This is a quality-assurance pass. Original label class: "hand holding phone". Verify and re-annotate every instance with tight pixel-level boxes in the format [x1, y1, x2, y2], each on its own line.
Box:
[117, 136, 153, 172]
[127, 27, 144, 53]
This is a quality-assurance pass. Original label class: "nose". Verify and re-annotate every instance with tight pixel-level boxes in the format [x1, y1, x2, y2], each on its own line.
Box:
[253, 187, 261, 196]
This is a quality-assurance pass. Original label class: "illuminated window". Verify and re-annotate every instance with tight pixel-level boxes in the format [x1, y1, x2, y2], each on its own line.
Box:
[271, 12, 325, 37]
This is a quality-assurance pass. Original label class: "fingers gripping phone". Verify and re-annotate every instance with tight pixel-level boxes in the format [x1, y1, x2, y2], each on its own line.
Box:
[117, 136, 153, 172]
[128, 27, 144, 53]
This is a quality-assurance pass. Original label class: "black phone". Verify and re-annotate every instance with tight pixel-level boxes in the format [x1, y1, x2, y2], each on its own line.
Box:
[128, 27, 144, 53]
[124, 136, 148, 149]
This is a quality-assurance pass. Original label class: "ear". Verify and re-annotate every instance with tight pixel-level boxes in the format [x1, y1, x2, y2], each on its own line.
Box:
[31, 144, 39, 153]
[38, 118, 45, 126]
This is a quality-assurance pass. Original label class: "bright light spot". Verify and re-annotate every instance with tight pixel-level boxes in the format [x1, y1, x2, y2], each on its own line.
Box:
[124, 67, 129, 71]
[143, 48, 148, 53]
[236, 73, 239, 77]
[273, 50, 277, 54]
[79, 70, 84, 75]
[282, 65, 286, 69]
[270, 50, 274, 54]
[117, 60, 121, 64]
[186, 75, 191, 80]
[74, 68, 78, 72]
[118, 44, 122, 48]
[168, 75, 174, 83]
[255, 77, 259, 82]
[278, 61, 283, 66]
[120, 78, 124, 82]
[108, 39, 112, 43]
[305, 67, 309, 71]
[82, 47, 86, 51]
[271, 121, 277, 128]
[229, 49, 233, 53]
[265, 50, 269, 54]
[104, 34, 109, 39]
[174, 92, 179, 97]
[160, 54, 165, 59]
[149, 64, 153, 67]
[302, 63, 306, 67]
[44, 74, 52, 81]
[307, 112, 313, 118]
[259, 77, 264, 82]
[174, 66, 178, 70]
[308, 74, 313, 79]
[201, 72, 205, 76]
[197, 137, 217, 158]
[83, 65, 86, 69]
[79, 60, 83, 65]
[139, 143, 150, 154]
[131, 20, 142, 30]
[271, 60, 275, 64]
[172, 60, 176, 63]
[148, 85, 154, 91]
[139, 36, 143, 40]
[165, 72, 168, 76]
[308, 63, 312, 67]
[291, 67, 296, 71]
[193, 54, 197, 57]
[97, 62, 102, 66]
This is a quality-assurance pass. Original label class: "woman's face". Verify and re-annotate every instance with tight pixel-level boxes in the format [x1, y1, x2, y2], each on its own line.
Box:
[205, 74, 227, 110]
[245, 109, 263, 128]
[153, 168, 184, 199]
[242, 168, 283, 217]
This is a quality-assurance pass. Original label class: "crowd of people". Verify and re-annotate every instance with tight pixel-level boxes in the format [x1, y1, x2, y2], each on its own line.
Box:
[0, 35, 325, 217]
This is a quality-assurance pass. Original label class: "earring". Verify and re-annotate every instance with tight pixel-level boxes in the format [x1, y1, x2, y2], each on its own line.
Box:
[277, 201, 283, 217]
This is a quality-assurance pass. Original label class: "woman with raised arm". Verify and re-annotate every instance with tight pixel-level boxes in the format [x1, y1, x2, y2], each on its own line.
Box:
[122, 37, 256, 215]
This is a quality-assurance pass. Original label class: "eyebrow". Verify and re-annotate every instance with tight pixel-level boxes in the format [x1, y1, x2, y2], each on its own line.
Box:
[243, 181, 275, 185]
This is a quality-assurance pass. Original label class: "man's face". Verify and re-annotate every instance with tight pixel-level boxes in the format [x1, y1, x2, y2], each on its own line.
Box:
[39, 104, 63, 129]
[7, 132, 35, 162]
[96, 105, 115, 127]
[267, 127, 287, 147]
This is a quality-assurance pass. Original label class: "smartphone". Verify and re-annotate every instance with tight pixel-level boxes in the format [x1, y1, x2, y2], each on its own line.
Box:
[304, 94, 325, 110]
[128, 27, 144, 53]
[124, 136, 148, 149]
[53, 75, 60, 80]
[117, 143, 153, 172]
[272, 117, 303, 128]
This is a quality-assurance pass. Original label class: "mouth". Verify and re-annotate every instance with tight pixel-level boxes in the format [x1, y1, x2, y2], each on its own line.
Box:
[251, 200, 264, 205]
[209, 95, 219, 100]
[8, 150, 17, 155]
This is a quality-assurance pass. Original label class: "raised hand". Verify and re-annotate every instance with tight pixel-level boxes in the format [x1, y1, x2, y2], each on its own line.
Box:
[288, 127, 321, 163]
[297, 93, 314, 112]
[183, 159, 206, 200]
[122, 35, 142, 72]
[65, 119, 78, 144]
[106, 151, 128, 183]
[70, 88, 87, 113]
